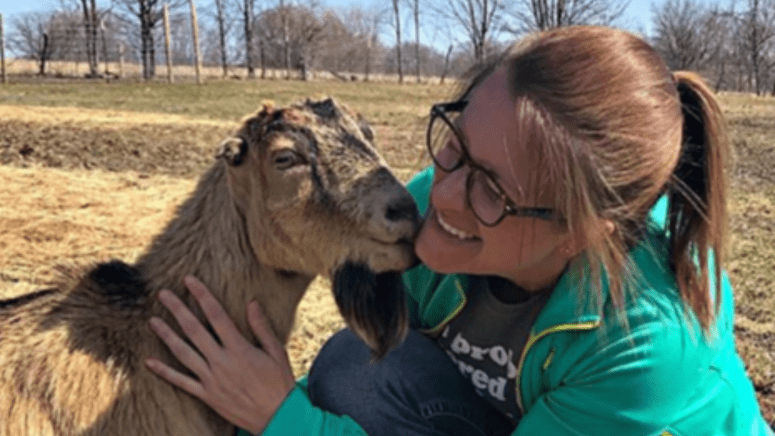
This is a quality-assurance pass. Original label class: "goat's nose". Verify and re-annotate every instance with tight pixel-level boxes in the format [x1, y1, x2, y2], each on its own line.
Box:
[385, 195, 419, 223]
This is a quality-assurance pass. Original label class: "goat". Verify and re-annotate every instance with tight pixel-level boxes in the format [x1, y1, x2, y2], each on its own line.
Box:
[0, 97, 419, 436]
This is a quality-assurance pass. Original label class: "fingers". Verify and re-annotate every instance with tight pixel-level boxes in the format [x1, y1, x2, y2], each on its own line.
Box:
[157, 289, 222, 358]
[145, 357, 207, 399]
[148, 316, 210, 379]
[183, 276, 245, 351]
[247, 301, 289, 367]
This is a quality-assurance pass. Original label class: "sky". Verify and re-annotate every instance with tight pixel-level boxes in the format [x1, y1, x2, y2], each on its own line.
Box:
[0, 0, 662, 46]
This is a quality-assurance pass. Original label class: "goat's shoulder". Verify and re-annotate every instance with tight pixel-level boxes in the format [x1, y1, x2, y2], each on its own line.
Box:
[81, 260, 149, 310]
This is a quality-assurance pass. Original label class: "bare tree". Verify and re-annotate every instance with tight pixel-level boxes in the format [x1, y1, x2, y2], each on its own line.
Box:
[651, 0, 724, 71]
[212, 0, 230, 76]
[114, 0, 186, 80]
[739, 0, 775, 95]
[61, 0, 109, 76]
[434, 0, 504, 65]
[253, 2, 324, 79]
[391, 0, 403, 82]
[335, 5, 386, 80]
[440, 43, 453, 84]
[79, 0, 100, 76]
[407, 0, 421, 82]
[279, 0, 290, 78]
[510, 0, 629, 32]
[241, 0, 256, 77]
[8, 11, 81, 72]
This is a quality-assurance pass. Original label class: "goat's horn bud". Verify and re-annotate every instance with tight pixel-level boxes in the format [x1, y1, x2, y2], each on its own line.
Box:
[217, 137, 247, 166]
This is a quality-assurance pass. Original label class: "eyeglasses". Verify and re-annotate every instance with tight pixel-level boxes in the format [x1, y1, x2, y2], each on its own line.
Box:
[426, 100, 557, 226]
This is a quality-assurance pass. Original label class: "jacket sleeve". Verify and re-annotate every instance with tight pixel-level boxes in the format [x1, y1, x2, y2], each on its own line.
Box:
[239, 376, 368, 436]
[255, 383, 369, 436]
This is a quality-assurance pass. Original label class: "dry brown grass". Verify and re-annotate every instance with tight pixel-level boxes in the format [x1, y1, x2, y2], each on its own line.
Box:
[0, 84, 773, 427]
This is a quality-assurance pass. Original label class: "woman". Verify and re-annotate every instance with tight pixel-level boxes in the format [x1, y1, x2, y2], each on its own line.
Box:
[145, 26, 774, 435]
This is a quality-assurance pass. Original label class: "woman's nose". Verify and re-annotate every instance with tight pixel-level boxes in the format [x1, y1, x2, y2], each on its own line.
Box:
[430, 165, 468, 212]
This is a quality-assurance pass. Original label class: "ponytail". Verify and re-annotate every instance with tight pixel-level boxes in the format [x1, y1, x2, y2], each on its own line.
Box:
[668, 71, 729, 331]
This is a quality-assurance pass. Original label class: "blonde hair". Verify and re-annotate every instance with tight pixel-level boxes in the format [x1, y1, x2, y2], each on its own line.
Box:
[456, 26, 729, 331]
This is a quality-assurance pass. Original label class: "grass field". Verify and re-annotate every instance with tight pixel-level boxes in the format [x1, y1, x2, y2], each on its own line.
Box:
[0, 78, 773, 428]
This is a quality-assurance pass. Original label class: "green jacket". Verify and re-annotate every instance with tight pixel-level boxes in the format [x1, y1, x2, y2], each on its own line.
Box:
[256, 166, 773, 436]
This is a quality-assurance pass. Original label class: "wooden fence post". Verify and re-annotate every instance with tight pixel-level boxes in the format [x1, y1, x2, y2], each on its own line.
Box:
[0, 13, 6, 84]
[189, 0, 203, 85]
[163, 3, 174, 83]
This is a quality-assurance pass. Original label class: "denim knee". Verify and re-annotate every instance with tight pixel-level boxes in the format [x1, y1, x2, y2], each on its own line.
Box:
[308, 329, 515, 436]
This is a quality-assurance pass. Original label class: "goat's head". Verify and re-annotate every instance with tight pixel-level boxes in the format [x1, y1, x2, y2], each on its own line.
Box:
[218, 97, 420, 357]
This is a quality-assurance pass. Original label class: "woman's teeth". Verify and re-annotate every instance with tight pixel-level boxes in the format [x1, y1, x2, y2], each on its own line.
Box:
[437, 214, 475, 240]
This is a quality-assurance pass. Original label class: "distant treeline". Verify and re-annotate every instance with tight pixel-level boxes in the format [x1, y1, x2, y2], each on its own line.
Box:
[3, 0, 773, 94]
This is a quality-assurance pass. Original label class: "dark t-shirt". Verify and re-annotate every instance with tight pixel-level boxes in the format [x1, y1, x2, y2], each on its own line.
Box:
[435, 276, 551, 424]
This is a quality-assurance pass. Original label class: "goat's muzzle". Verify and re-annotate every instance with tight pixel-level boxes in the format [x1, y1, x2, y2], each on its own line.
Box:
[332, 262, 409, 360]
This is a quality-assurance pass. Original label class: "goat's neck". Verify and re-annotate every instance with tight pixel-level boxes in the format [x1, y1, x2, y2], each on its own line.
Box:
[134, 162, 315, 343]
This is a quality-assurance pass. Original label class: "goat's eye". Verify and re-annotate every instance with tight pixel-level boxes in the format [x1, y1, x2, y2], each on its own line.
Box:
[272, 149, 304, 170]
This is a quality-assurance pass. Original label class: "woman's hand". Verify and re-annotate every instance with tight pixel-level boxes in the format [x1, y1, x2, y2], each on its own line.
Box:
[145, 276, 296, 435]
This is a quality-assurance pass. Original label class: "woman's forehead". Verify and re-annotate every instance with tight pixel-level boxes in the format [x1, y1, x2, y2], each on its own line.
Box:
[457, 69, 550, 201]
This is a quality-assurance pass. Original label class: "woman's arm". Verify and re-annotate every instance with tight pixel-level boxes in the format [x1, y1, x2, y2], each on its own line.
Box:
[145, 276, 368, 435]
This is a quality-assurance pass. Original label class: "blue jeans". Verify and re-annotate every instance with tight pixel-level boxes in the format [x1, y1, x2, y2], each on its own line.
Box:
[307, 329, 516, 436]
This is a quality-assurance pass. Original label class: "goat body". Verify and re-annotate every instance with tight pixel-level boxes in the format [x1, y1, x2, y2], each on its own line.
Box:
[0, 98, 419, 436]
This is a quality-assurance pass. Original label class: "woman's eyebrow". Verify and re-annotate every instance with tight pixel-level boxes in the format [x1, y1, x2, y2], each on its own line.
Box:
[459, 119, 525, 199]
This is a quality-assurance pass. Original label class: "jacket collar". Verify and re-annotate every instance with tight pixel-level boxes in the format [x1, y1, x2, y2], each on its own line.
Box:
[531, 196, 670, 332]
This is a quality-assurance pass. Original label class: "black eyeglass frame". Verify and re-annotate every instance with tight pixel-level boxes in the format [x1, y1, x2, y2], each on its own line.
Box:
[426, 100, 558, 226]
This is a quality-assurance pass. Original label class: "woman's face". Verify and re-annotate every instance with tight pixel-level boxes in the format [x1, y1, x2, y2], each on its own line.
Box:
[414, 67, 574, 291]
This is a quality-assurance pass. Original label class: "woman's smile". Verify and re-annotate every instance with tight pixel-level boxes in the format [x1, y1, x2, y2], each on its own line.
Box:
[436, 211, 477, 240]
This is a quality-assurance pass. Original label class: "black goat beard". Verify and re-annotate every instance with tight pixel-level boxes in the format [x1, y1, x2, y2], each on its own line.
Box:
[332, 262, 409, 360]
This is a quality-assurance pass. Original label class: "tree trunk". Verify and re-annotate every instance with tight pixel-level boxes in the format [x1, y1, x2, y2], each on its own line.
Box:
[140, 1, 152, 80]
[89, 0, 99, 76]
[714, 61, 725, 93]
[39, 33, 49, 75]
[80, 0, 99, 77]
[149, 30, 156, 78]
[1, 13, 6, 84]
[440, 44, 452, 85]
[215, 0, 228, 77]
[413, 0, 420, 83]
[259, 37, 266, 79]
[392, 0, 403, 83]
[244, 0, 255, 78]
[280, 0, 290, 80]
[100, 18, 109, 76]
[364, 34, 372, 82]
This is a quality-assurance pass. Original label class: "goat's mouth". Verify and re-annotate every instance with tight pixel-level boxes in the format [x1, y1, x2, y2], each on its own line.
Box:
[369, 236, 414, 248]
[362, 237, 417, 272]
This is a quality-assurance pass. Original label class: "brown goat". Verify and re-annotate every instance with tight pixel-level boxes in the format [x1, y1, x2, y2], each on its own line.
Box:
[0, 98, 419, 436]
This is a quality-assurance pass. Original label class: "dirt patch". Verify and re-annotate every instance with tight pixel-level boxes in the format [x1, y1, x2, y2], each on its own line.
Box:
[0, 105, 231, 177]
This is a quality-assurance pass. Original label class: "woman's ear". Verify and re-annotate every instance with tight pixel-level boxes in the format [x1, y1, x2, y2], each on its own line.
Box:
[561, 219, 616, 259]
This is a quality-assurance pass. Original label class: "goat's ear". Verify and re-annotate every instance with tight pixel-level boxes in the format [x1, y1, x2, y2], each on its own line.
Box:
[356, 115, 374, 143]
[216, 137, 248, 166]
